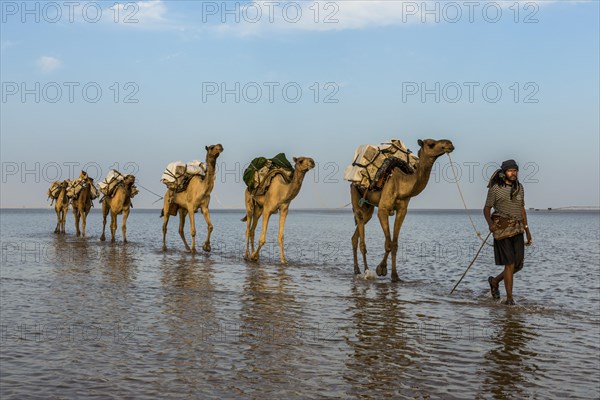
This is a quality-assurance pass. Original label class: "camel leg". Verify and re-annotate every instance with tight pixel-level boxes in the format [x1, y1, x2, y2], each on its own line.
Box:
[54, 208, 60, 233]
[250, 206, 262, 254]
[245, 213, 253, 260]
[110, 211, 117, 242]
[351, 227, 360, 274]
[74, 209, 81, 237]
[60, 207, 67, 234]
[162, 202, 171, 251]
[187, 208, 197, 254]
[81, 210, 88, 237]
[376, 208, 392, 277]
[178, 209, 191, 252]
[357, 220, 369, 272]
[352, 206, 374, 274]
[278, 204, 289, 264]
[200, 205, 213, 252]
[244, 192, 254, 259]
[122, 208, 130, 243]
[251, 208, 273, 262]
[246, 204, 262, 260]
[390, 203, 409, 282]
[100, 201, 109, 241]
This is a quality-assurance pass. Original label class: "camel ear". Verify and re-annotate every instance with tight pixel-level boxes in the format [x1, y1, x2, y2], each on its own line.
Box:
[205, 146, 209, 151]
[418, 139, 424, 147]
[293, 157, 298, 163]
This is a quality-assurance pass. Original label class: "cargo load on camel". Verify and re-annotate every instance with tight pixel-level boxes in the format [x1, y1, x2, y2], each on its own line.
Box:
[344, 139, 418, 191]
[160, 160, 207, 193]
[47, 180, 71, 206]
[243, 153, 294, 196]
[67, 172, 99, 200]
[98, 169, 139, 199]
[47, 181, 65, 200]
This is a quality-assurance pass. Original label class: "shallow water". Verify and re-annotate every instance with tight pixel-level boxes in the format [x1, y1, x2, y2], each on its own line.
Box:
[1, 209, 599, 399]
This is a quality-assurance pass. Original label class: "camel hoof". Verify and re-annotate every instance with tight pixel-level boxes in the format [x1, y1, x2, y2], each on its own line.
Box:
[376, 264, 387, 277]
[391, 272, 400, 282]
[162, 245, 167, 252]
[203, 244, 211, 252]
[123, 239, 127, 244]
[100, 235, 105, 241]
[280, 258, 287, 265]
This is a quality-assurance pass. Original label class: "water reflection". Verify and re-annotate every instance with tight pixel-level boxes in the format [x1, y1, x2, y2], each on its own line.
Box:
[479, 309, 539, 399]
[48, 234, 96, 273]
[160, 256, 218, 389]
[237, 264, 306, 396]
[102, 244, 138, 284]
[344, 281, 417, 397]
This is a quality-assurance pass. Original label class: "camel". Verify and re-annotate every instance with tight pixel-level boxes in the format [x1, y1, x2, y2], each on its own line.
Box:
[244, 156, 315, 264]
[53, 181, 70, 234]
[351, 139, 454, 281]
[162, 144, 224, 253]
[100, 174, 136, 243]
[72, 171, 95, 237]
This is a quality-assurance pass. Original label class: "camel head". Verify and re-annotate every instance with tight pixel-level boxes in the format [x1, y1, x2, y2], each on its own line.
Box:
[79, 170, 88, 180]
[417, 139, 454, 159]
[123, 175, 136, 186]
[205, 144, 224, 160]
[292, 157, 316, 173]
[60, 180, 69, 189]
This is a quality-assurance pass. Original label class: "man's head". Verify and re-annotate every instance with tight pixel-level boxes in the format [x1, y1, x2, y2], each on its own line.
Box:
[501, 159, 519, 182]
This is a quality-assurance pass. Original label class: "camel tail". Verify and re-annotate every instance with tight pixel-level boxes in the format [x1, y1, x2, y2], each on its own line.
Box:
[241, 215, 247, 222]
[160, 209, 164, 218]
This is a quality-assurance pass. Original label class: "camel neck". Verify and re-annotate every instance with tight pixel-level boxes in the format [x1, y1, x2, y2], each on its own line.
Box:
[205, 157, 217, 178]
[283, 169, 307, 202]
[411, 156, 436, 196]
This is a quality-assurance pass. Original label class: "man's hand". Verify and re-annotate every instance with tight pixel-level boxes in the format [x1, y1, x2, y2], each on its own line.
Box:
[525, 229, 533, 246]
[488, 222, 497, 232]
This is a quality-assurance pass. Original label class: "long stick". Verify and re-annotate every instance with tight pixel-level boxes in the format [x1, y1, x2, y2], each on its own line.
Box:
[450, 231, 492, 295]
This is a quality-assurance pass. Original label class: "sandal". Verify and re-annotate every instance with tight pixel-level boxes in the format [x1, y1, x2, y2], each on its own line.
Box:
[488, 276, 500, 300]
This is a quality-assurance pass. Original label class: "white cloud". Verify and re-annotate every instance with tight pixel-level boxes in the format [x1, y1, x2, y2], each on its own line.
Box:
[214, 0, 578, 36]
[1, 40, 16, 51]
[37, 56, 62, 73]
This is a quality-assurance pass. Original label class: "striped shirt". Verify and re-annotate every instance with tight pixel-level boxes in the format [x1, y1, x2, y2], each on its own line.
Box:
[485, 183, 525, 220]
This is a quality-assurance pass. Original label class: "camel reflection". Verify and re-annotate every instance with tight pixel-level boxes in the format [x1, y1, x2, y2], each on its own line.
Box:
[237, 264, 306, 392]
[160, 255, 218, 381]
[102, 243, 137, 284]
[479, 309, 538, 399]
[344, 281, 418, 397]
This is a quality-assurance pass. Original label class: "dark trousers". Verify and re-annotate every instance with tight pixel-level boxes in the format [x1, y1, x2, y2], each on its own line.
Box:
[493, 234, 524, 272]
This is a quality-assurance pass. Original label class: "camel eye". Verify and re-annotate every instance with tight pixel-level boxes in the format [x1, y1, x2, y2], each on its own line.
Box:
[428, 143, 435, 148]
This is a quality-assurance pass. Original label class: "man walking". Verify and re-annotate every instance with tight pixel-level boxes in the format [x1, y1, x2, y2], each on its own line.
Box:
[484, 159, 533, 305]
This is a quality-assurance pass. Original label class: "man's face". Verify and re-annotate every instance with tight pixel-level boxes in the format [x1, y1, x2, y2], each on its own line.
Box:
[505, 168, 518, 181]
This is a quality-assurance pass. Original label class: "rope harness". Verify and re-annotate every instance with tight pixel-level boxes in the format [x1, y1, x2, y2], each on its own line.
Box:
[447, 153, 492, 247]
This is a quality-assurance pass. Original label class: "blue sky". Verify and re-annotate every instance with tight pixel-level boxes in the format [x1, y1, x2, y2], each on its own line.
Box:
[1, 0, 598, 209]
